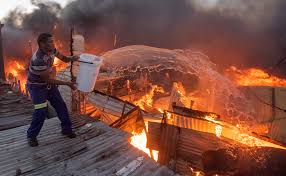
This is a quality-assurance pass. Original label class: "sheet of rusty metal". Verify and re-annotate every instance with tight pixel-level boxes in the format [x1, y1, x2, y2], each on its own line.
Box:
[157, 113, 180, 166]
[163, 110, 286, 150]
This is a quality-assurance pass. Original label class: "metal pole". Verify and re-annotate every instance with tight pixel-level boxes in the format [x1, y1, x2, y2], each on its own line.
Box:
[70, 26, 75, 81]
[0, 22, 5, 80]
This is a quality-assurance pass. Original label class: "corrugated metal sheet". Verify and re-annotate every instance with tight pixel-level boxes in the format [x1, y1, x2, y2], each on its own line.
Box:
[147, 121, 232, 172]
[241, 86, 286, 144]
[177, 128, 232, 170]
[241, 86, 274, 123]
[147, 110, 286, 175]
[166, 111, 286, 150]
[157, 123, 179, 166]
[171, 114, 216, 134]
[269, 119, 286, 143]
[146, 122, 161, 151]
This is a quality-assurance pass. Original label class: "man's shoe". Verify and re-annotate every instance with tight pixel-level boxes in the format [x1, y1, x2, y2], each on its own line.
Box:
[27, 137, 39, 147]
[61, 131, 76, 138]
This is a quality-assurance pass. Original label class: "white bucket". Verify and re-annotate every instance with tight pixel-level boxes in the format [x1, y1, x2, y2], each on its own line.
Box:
[76, 54, 102, 92]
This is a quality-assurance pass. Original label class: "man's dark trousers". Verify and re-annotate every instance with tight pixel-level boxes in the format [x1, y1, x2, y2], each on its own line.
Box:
[27, 84, 72, 138]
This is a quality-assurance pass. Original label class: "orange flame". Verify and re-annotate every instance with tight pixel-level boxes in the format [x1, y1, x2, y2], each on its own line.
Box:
[203, 115, 286, 149]
[5, 59, 27, 94]
[226, 66, 286, 87]
[130, 130, 159, 161]
[4, 56, 68, 94]
[53, 38, 69, 72]
[133, 85, 165, 110]
[54, 57, 68, 72]
[130, 122, 159, 161]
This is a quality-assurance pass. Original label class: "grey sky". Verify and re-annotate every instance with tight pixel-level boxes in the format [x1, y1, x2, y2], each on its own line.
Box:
[0, 0, 70, 20]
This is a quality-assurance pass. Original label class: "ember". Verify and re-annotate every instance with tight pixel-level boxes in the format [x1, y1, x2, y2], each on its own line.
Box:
[226, 66, 286, 87]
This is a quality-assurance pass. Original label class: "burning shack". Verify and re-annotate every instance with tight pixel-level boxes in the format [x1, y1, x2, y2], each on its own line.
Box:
[1, 0, 286, 175]
[3, 41, 286, 175]
[54, 45, 286, 175]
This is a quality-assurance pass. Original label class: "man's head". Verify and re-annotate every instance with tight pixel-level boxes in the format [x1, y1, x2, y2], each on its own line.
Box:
[37, 33, 55, 53]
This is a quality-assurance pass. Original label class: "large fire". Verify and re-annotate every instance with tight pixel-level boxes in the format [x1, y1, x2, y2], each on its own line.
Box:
[130, 129, 159, 162]
[5, 59, 27, 93]
[203, 114, 286, 149]
[129, 71, 286, 161]
[133, 84, 165, 111]
[4, 56, 68, 94]
[226, 66, 286, 87]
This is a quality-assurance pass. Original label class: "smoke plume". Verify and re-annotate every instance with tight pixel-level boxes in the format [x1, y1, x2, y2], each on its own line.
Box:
[3, 0, 286, 70]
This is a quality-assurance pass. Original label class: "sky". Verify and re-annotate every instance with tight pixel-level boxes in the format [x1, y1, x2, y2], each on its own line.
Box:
[0, 0, 70, 20]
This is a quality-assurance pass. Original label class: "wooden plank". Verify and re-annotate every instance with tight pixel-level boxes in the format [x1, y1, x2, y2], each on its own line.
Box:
[0, 114, 31, 131]
[0, 106, 33, 114]
[0, 99, 22, 105]
[0, 110, 33, 118]
[0, 130, 87, 175]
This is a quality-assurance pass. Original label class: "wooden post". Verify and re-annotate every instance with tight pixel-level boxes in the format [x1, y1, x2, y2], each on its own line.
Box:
[107, 80, 113, 95]
[77, 91, 81, 114]
[121, 101, 126, 117]
[83, 92, 87, 115]
[127, 80, 131, 101]
[70, 26, 75, 81]
[0, 22, 5, 80]
[70, 26, 79, 113]
[271, 88, 276, 122]
[18, 80, 21, 93]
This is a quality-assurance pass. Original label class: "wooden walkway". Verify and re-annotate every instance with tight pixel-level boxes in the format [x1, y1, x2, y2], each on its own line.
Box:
[0, 84, 33, 131]
[0, 84, 175, 176]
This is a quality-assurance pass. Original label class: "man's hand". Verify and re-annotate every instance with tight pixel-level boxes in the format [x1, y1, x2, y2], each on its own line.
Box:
[69, 55, 80, 62]
[56, 52, 80, 63]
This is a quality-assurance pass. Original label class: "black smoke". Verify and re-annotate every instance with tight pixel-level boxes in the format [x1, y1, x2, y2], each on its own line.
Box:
[3, 0, 286, 70]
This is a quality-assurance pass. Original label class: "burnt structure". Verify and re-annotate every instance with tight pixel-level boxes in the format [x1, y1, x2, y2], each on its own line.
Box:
[0, 22, 5, 80]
